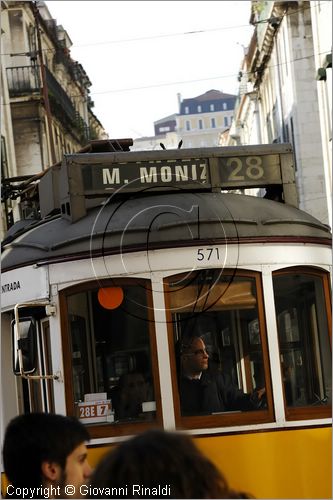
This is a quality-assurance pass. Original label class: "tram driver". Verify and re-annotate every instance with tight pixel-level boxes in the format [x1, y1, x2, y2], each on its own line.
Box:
[179, 335, 266, 416]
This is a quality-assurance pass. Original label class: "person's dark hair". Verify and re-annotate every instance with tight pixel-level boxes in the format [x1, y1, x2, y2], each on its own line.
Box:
[180, 334, 203, 355]
[3, 413, 90, 492]
[90, 429, 250, 498]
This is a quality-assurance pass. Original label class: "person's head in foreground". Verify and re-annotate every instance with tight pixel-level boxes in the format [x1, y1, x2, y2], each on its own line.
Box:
[89, 428, 253, 498]
[3, 412, 91, 499]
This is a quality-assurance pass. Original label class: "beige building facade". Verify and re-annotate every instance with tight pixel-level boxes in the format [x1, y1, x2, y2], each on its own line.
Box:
[132, 90, 237, 151]
[177, 89, 236, 148]
[1, 1, 107, 238]
[228, 0, 332, 226]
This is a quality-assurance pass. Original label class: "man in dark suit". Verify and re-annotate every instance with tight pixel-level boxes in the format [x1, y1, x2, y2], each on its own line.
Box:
[179, 336, 265, 416]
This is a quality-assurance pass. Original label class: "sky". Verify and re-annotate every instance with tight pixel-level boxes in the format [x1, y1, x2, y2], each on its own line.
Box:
[45, 1, 253, 139]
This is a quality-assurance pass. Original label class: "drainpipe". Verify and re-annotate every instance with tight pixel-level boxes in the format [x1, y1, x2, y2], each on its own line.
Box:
[276, 39, 287, 142]
[31, 2, 56, 166]
[254, 95, 262, 144]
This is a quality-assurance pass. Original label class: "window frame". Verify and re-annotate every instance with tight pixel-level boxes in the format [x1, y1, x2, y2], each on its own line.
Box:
[272, 267, 332, 421]
[60, 278, 163, 439]
[164, 269, 275, 430]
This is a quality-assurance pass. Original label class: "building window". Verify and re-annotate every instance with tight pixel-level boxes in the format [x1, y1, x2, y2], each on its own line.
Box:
[224, 116, 228, 127]
[210, 104, 215, 111]
[185, 106, 189, 114]
[223, 102, 227, 110]
[211, 118, 216, 128]
[197, 105, 202, 113]
[186, 121, 191, 131]
[198, 119, 203, 130]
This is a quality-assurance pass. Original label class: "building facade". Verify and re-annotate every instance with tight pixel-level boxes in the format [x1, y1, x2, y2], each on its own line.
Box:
[1, 0, 107, 237]
[228, 0, 332, 226]
[177, 89, 236, 148]
[132, 114, 179, 151]
[132, 90, 236, 151]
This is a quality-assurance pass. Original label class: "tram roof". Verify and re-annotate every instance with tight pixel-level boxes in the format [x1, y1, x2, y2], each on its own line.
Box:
[1, 192, 331, 271]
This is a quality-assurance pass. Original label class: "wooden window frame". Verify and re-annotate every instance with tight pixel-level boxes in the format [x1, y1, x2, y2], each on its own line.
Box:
[164, 269, 275, 430]
[273, 267, 332, 421]
[60, 278, 163, 439]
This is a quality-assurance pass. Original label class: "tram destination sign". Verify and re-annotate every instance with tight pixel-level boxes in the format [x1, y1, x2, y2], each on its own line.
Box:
[73, 153, 283, 194]
[81, 158, 210, 192]
[59, 145, 296, 221]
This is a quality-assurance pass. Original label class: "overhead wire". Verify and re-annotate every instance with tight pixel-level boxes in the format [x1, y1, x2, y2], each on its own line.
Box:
[55, 49, 333, 98]
[1, 22, 253, 57]
[1, 2, 329, 110]
[0, 1, 318, 56]
[0, 47, 329, 107]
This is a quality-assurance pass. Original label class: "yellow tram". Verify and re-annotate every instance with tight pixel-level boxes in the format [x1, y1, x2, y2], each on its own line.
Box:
[1, 142, 331, 498]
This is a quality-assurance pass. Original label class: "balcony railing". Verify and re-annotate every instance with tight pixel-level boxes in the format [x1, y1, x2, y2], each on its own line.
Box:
[44, 65, 77, 124]
[6, 65, 93, 143]
[6, 65, 40, 96]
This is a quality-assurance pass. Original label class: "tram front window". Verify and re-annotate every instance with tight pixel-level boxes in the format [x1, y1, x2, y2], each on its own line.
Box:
[273, 270, 332, 414]
[167, 270, 272, 422]
[65, 281, 157, 426]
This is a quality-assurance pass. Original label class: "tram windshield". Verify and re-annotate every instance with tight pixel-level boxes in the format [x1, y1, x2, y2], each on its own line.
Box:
[273, 270, 332, 413]
[65, 281, 157, 425]
[167, 270, 270, 419]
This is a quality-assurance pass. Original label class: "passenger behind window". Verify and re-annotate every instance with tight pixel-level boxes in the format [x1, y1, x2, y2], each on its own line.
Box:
[178, 335, 266, 416]
[111, 371, 153, 421]
[281, 359, 301, 405]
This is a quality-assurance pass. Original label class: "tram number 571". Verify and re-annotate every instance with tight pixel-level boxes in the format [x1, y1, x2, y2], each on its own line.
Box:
[197, 248, 220, 261]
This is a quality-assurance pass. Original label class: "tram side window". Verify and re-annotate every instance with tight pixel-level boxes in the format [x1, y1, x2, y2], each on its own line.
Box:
[66, 282, 157, 425]
[273, 270, 332, 413]
[167, 270, 272, 422]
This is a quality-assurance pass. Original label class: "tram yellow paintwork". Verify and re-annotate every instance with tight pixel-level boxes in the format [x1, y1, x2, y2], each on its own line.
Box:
[2, 426, 331, 499]
[196, 427, 332, 499]
[85, 426, 332, 499]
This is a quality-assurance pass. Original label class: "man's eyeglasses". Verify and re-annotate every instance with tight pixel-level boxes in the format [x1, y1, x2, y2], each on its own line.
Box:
[186, 348, 209, 357]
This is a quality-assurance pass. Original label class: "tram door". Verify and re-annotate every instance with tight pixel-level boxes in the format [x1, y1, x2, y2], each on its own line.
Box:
[17, 317, 55, 414]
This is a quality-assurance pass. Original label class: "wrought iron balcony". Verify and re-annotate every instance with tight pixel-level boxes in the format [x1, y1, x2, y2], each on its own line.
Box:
[45, 65, 77, 124]
[6, 65, 40, 96]
[6, 64, 93, 143]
